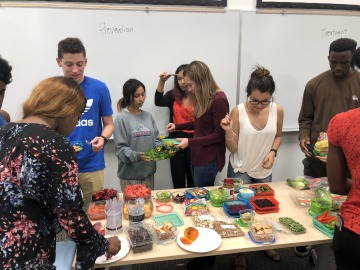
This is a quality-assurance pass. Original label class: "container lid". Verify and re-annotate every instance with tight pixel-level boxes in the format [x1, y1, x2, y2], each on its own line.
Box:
[153, 212, 184, 227]
[249, 184, 275, 196]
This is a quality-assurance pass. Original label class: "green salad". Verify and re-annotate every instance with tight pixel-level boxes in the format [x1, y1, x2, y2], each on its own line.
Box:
[144, 145, 179, 161]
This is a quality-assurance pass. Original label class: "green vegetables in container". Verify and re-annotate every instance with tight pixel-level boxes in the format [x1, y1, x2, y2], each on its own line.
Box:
[279, 217, 306, 234]
[144, 145, 179, 161]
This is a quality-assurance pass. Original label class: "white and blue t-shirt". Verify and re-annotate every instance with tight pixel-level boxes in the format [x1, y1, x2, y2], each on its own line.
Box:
[68, 76, 113, 173]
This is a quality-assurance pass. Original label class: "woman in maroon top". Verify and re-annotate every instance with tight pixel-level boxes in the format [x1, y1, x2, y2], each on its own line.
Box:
[167, 60, 229, 187]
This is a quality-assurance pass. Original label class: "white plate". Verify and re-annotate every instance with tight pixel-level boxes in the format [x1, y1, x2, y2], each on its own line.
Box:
[95, 236, 130, 265]
[177, 227, 222, 253]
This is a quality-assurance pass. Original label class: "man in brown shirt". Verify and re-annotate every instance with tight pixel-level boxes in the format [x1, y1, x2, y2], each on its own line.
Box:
[298, 37, 360, 178]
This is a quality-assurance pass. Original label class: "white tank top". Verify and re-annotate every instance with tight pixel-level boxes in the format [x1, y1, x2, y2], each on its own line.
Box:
[229, 102, 277, 179]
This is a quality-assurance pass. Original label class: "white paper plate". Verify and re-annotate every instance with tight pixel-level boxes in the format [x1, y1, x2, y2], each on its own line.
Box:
[177, 227, 222, 253]
[95, 236, 130, 265]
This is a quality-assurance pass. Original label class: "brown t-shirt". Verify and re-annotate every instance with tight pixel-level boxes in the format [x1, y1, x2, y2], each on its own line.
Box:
[298, 70, 360, 143]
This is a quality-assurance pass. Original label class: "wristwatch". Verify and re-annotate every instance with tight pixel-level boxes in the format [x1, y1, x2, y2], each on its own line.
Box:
[100, 135, 108, 145]
[270, 148, 277, 157]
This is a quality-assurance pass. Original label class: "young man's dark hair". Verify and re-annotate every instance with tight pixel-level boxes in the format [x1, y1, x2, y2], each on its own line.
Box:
[329, 38, 357, 54]
[57, 37, 86, 59]
[0, 56, 13, 85]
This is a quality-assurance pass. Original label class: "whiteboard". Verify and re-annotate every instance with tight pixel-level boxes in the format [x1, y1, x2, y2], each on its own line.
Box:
[0, 8, 240, 133]
[240, 11, 360, 131]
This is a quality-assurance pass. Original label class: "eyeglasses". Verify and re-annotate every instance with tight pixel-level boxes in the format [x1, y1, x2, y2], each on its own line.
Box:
[248, 97, 273, 106]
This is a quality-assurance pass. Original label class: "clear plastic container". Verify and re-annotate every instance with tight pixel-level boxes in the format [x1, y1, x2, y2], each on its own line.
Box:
[125, 224, 153, 253]
[156, 191, 171, 203]
[87, 201, 106, 220]
[249, 220, 275, 242]
[209, 189, 228, 207]
[171, 191, 185, 204]
[149, 221, 177, 245]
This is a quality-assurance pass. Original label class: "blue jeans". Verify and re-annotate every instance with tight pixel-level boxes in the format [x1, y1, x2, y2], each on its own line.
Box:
[227, 163, 272, 184]
[191, 158, 218, 187]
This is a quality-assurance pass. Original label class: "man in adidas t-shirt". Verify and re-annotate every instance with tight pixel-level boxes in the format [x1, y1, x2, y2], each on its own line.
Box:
[57, 37, 114, 206]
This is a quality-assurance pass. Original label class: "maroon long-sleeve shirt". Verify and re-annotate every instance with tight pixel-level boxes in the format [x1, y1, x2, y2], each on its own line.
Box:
[176, 91, 229, 171]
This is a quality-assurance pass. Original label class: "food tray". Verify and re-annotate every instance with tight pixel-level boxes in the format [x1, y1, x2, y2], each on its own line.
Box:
[185, 187, 210, 201]
[249, 196, 279, 213]
[290, 191, 314, 208]
[153, 212, 184, 227]
[249, 220, 276, 243]
[223, 199, 252, 218]
[249, 184, 275, 196]
[312, 215, 334, 238]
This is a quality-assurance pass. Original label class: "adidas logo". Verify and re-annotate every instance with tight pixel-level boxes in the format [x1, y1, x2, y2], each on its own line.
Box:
[83, 99, 93, 114]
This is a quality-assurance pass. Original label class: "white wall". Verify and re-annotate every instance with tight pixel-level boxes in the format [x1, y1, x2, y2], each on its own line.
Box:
[103, 0, 305, 191]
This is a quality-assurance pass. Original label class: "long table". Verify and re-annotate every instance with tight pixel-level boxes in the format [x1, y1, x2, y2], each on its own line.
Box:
[85, 182, 333, 269]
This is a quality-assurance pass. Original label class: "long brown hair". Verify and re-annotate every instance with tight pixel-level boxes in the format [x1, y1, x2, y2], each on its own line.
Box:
[183, 61, 219, 118]
[23, 76, 86, 118]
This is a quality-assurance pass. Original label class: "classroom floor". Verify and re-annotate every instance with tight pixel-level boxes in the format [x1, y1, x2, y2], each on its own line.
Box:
[109, 245, 336, 270]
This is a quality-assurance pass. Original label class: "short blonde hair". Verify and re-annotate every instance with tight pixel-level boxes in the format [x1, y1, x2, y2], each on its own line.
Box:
[23, 76, 86, 119]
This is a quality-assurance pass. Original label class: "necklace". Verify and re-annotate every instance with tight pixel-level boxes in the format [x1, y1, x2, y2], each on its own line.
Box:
[250, 122, 264, 131]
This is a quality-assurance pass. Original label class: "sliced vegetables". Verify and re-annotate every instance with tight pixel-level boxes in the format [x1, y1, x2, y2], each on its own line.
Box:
[316, 211, 336, 230]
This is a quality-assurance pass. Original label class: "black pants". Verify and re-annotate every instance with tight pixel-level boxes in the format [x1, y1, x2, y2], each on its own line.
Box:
[170, 132, 194, 189]
[302, 156, 327, 178]
[333, 226, 360, 270]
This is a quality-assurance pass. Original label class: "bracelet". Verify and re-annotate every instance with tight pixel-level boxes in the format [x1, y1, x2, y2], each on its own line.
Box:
[270, 148, 277, 157]
[100, 135, 108, 145]
[225, 134, 234, 141]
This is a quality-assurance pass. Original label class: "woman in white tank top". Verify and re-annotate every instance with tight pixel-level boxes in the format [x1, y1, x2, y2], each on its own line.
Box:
[220, 65, 284, 268]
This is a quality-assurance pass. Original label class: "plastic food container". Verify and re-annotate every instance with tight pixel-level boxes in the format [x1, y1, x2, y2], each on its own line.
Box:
[249, 220, 275, 242]
[156, 191, 171, 203]
[312, 213, 335, 238]
[209, 189, 228, 207]
[238, 188, 255, 200]
[150, 221, 177, 245]
[310, 198, 332, 214]
[219, 178, 243, 192]
[171, 191, 185, 204]
[87, 201, 106, 220]
[249, 196, 280, 214]
[223, 199, 252, 218]
[185, 187, 209, 200]
[239, 209, 255, 224]
[153, 212, 184, 227]
[125, 224, 153, 253]
[249, 184, 275, 196]
[290, 191, 315, 208]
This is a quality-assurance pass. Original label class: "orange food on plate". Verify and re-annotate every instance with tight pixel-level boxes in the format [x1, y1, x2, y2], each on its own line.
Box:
[180, 237, 193, 245]
[184, 227, 199, 241]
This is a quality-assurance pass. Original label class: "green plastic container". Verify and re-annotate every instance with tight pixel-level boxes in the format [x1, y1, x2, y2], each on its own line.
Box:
[310, 198, 332, 214]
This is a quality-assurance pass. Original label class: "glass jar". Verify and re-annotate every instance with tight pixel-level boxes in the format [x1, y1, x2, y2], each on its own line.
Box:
[123, 194, 153, 220]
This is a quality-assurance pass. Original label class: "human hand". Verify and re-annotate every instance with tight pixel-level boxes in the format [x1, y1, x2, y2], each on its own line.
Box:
[139, 152, 150, 161]
[91, 136, 105, 152]
[299, 137, 311, 157]
[220, 113, 232, 132]
[262, 153, 275, 169]
[315, 155, 327, 163]
[166, 123, 175, 132]
[176, 138, 188, 149]
[106, 236, 121, 258]
[159, 72, 171, 82]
